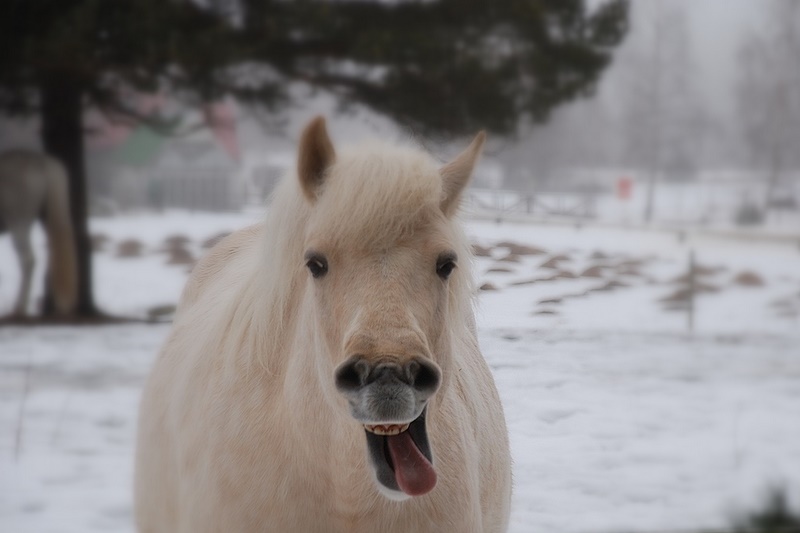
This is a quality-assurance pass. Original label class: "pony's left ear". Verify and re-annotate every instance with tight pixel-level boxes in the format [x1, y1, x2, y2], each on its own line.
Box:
[440, 131, 486, 216]
[298, 116, 336, 202]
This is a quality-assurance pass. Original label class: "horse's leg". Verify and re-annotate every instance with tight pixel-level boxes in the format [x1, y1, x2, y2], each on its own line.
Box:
[9, 224, 34, 316]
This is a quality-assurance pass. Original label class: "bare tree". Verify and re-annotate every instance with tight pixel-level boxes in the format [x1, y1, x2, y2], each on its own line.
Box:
[616, 0, 706, 222]
[737, 0, 800, 214]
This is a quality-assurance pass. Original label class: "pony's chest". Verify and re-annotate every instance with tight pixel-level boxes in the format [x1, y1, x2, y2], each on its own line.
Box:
[244, 440, 463, 532]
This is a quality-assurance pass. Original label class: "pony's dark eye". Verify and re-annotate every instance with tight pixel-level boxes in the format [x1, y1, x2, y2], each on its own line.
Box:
[305, 252, 328, 279]
[436, 253, 457, 280]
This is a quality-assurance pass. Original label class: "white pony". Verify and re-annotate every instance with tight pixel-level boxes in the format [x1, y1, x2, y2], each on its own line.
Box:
[135, 117, 512, 532]
[0, 150, 77, 316]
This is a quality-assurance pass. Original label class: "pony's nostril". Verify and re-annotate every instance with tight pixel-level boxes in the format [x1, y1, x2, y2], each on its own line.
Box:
[405, 361, 420, 383]
[406, 359, 441, 396]
[335, 357, 370, 392]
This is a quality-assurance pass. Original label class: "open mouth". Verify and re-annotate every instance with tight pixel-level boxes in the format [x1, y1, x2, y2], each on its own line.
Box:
[363, 408, 436, 497]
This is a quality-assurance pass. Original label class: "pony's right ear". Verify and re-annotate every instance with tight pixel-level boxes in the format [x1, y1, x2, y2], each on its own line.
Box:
[297, 116, 336, 202]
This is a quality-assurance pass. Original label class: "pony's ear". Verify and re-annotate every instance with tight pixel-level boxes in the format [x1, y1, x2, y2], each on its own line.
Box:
[298, 116, 336, 202]
[440, 131, 486, 216]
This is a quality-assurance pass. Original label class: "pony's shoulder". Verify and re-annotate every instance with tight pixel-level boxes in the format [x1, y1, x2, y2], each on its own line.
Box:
[179, 223, 263, 309]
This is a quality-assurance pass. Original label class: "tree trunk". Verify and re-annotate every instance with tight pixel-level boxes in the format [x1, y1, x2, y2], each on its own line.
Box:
[40, 72, 99, 317]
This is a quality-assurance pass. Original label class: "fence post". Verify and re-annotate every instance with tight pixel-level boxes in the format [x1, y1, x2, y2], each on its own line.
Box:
[688, 249, 695, 334]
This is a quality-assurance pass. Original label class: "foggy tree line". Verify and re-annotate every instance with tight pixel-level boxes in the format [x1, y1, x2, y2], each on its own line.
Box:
[737, 0, 800, 214]
[500, 0, 800, 221]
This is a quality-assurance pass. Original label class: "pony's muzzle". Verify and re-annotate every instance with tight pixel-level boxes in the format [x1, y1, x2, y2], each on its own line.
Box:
[334, 356, 441, 423]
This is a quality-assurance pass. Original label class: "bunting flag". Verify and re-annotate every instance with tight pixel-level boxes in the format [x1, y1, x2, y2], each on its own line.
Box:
[88, 92, 240, 163]
[87, 92, 166, 150]
[114, 125, 165, 167]
[203, 100, 241, 162]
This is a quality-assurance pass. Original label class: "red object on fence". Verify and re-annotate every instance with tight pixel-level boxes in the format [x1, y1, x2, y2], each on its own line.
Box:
[617, 177, 632, 200]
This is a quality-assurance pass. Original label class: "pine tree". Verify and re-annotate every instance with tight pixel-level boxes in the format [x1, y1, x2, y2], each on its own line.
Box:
[0, 0, 628, 318]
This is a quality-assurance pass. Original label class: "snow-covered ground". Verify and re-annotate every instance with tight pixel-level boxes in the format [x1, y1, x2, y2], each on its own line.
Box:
[1, 210, 799, 532]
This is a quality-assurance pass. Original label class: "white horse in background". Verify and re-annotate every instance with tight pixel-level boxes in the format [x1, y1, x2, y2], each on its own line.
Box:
[135, 117, 512, 532]
[0, 150, 77, 316]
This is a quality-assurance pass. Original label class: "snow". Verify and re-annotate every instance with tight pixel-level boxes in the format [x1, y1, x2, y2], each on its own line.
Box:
[2, 210, 799, 532]
[465, 182, 800, 239]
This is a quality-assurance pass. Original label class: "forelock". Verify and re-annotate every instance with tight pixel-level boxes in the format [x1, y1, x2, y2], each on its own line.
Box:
[308, 142, 445, 248]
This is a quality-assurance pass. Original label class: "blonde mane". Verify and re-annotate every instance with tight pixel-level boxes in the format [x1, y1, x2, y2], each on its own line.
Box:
[311, 142, 442, 247]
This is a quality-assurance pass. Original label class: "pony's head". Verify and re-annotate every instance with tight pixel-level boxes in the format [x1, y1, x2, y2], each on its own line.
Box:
[294, 117, 484, 500]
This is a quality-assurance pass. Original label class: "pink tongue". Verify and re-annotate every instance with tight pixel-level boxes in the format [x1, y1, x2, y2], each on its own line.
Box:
[386, 431, 437, 496]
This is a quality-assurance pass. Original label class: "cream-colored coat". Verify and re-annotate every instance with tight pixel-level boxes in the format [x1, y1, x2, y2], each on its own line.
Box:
[135, 118, 511, 532]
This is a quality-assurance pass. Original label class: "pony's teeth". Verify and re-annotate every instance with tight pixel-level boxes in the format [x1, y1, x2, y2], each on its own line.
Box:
[364, 423, 410, 436]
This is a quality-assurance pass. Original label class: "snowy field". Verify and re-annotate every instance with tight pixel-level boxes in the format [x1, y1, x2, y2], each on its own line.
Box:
[2, 210, 800, 532]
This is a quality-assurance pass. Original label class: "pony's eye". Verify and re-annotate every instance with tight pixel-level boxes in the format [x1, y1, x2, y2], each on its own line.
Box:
[305, 253, 328, 279]
[436, 253, 457, 280]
